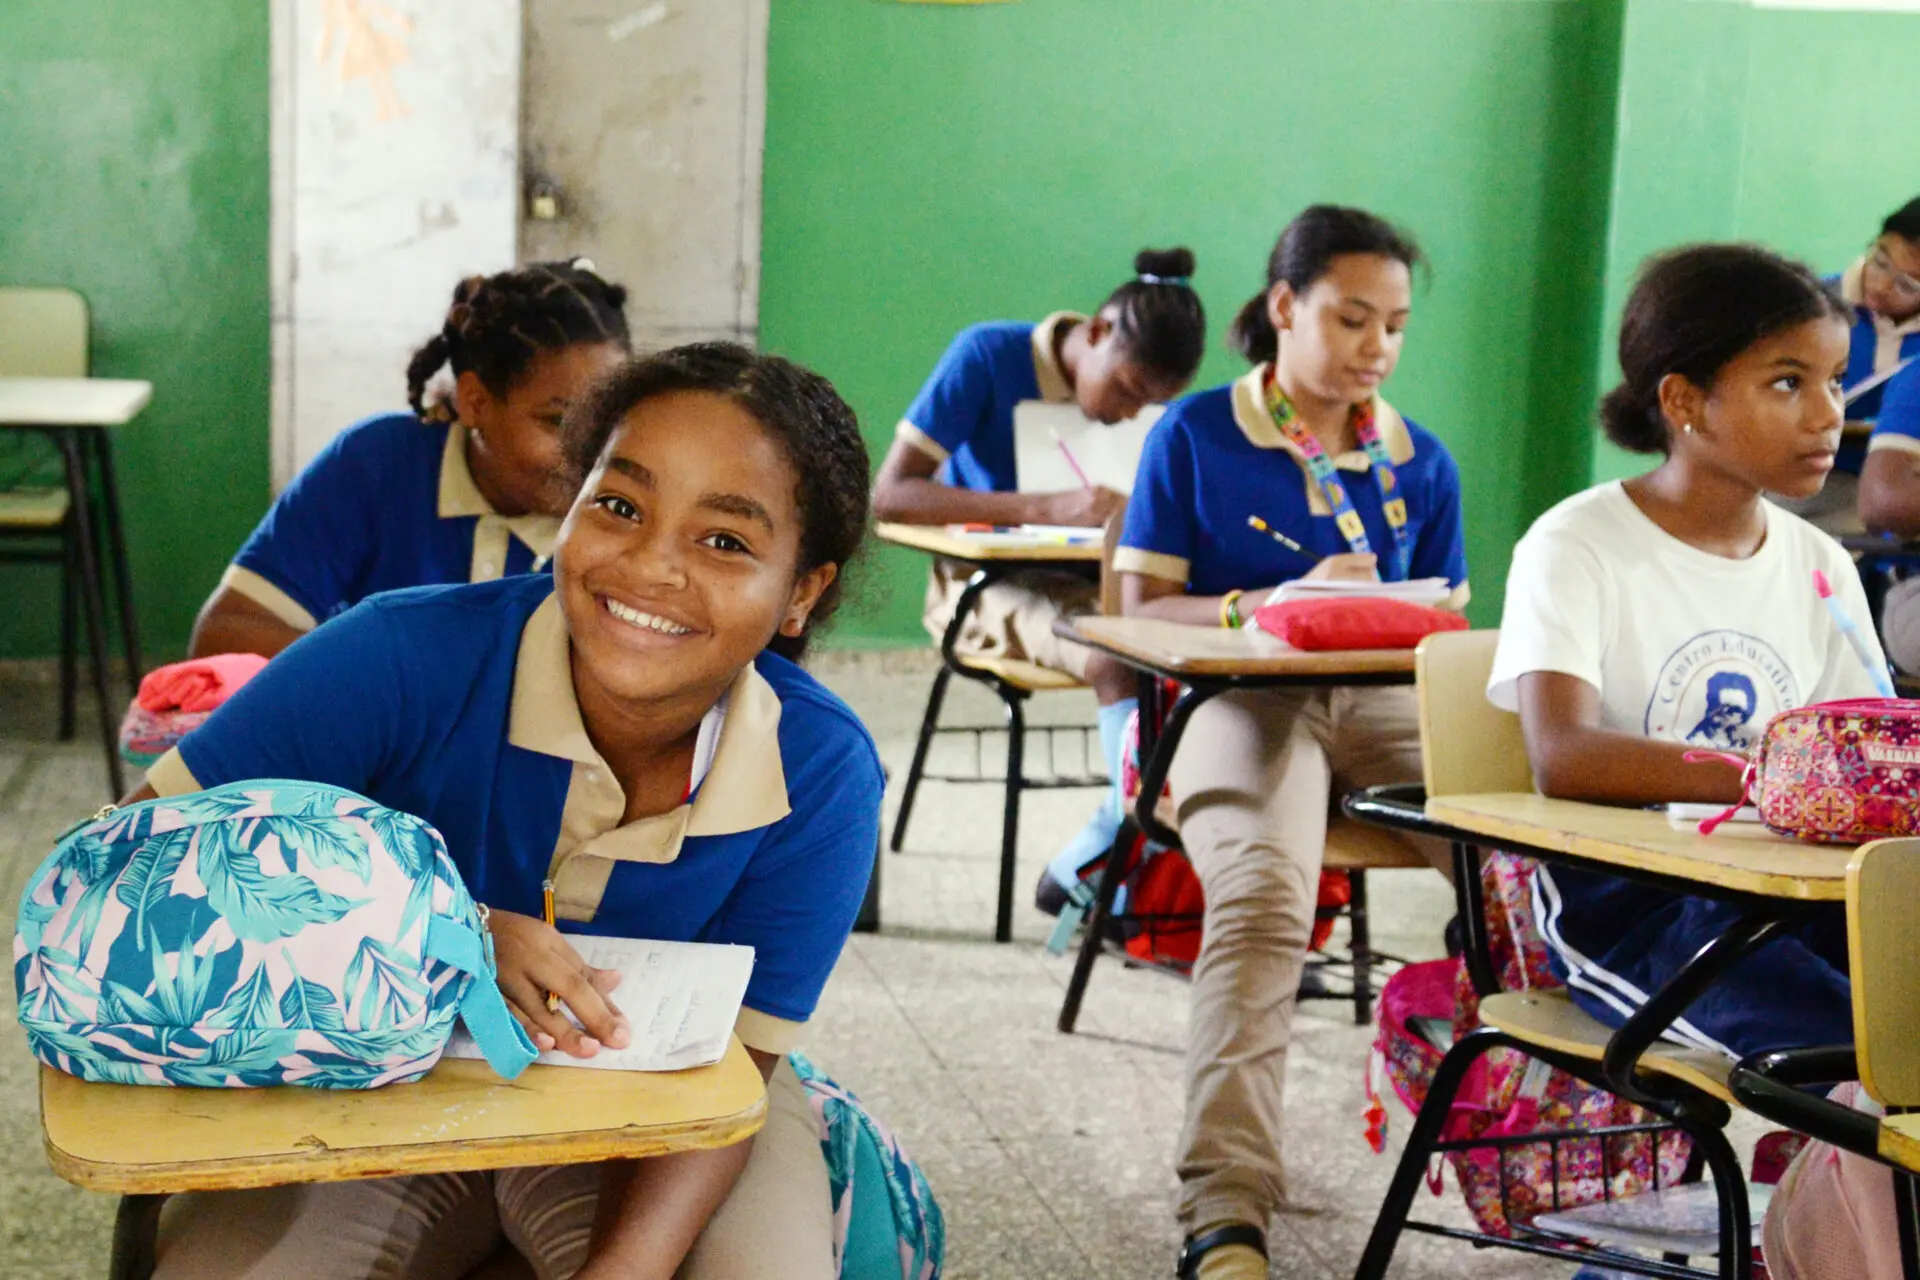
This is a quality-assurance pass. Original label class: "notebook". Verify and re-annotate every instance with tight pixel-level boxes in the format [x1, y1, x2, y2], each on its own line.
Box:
[942, 523, 1103, 549]
[1263, 578, 1454, 608]
[1012, 401, 1164, 495]
[444, 937, 755, 1073]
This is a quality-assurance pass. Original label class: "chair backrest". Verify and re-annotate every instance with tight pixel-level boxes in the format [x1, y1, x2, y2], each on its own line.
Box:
[1098, 499, 1129, 617]
[0, 287, 89, 376]
[1847, 838, 1920, 1107]
[1415, 628, 1533, 799]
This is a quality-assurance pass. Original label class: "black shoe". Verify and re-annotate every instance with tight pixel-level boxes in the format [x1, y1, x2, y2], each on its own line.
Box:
[1444, 914, 1466, 958]
[1176, 1224, 1268, 1279]
[1297, 962, 1332, 999]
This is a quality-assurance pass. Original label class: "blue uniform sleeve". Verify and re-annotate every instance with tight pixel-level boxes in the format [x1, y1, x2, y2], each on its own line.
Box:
[706, 712, 883, 1029]
[1407, 443, 1469, 587]
[175, 601, 409, 794]
[1115, 413, 1199, 581]
[1870, 363, 1920, 451]
[901, 329, 997, 462]
[231, 426, 387, 623]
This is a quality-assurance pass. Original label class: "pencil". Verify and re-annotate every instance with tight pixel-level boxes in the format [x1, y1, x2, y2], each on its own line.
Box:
[1247, 515, 1307, 554]
[542, 878, 560, 1013]
[1049, 427, 1095, 493]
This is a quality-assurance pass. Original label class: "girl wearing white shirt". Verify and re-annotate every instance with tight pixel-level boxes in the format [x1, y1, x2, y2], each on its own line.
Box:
[1489, 243, 1878, 1059]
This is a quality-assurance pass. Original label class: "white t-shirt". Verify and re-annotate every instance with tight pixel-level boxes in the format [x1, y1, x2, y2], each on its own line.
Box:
[1489, 481, 1885, 750]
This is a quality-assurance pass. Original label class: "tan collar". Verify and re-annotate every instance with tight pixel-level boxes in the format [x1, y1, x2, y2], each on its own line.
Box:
[507, 593, 790, 884]
[1841, 256, 1920, 338]
[438, 425, 562, 564]
[1228, 364, 1415, 518]
[1030, 312, 1085, 404]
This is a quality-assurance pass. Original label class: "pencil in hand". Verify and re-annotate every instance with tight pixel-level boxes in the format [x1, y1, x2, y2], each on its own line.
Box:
[1050, 427, 1096, 493]
[1247, 515, 1307, 555]
[542, 878, 561, 1013]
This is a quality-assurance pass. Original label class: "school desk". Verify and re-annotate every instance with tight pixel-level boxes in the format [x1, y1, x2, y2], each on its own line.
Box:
[41, 1039, 768, 1279]
[0, 376, 153, 797]
[876, 522, 1108, 942]
[1049, 615, 1421, 1032]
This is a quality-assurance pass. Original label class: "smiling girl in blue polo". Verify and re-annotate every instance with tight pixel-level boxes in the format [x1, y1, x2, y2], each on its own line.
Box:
[132, 346, 886, 1280]
[189, 260, 630, 659]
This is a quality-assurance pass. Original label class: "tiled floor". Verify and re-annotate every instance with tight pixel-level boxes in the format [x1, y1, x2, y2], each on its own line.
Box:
[0, 655, 1712, 1279]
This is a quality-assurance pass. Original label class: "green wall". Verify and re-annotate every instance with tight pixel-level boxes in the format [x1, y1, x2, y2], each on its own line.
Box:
[1591, 0, 1920, 484]
[0, 3, 270, 662]
[761, 0, 1624, 646]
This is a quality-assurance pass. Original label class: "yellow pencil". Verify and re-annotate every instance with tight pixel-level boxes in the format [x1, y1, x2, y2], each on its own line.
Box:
[542, 879, 560, 1013]
[1248, 514, 1307, 554]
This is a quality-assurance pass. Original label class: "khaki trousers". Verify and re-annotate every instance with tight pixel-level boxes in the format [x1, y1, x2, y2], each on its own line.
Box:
[151, 1059, 833, 1280]
[922, 558, 1097, 680]
[1167, 685, 1433, 1231]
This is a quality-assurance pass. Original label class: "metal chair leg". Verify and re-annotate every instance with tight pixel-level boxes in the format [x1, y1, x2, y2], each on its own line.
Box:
[890, 666, 952, 852]
[1058, 817, 1138, 1034]
[59, 526, 77, 742]
[89, 432, 144, 692]
[108, 1193, 165, 1280]
[995, 687, 1026, 943]
[1348, 869, 1374, 1027]
[58, 431, 124, 798]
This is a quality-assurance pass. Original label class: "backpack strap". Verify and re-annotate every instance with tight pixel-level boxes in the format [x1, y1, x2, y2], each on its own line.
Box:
[425, 914, 539, 1080]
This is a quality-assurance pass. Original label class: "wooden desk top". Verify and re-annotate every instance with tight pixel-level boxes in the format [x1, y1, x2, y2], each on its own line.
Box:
[42, 1038, 767, 1193]
[1426, 792, 1851, 902]
[874, 521, 1103, 564]
[1879, 1113, 1920, 1173]
[0, 376, 152, 427]
[1058, 615, 1419, 679]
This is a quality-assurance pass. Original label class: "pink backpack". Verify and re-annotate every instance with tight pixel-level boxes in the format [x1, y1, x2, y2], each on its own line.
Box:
[1366, 851, 1691, 1237]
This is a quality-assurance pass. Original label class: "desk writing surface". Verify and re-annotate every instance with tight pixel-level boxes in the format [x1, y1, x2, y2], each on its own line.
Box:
[0, 377, 152, 427]
[1058, 616, 1418, 679]
[41, 1037, 767, 1193]
[1879, 1113, 1920, 1174]
[1425, 793, 1850, 902]
[874, 521, 1103, 564]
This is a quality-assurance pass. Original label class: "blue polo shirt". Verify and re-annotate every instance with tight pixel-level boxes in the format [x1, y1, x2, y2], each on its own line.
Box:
[895, 313, 1080, 492]
[1833, 260, 1920, 434]
[148, 575, 883, 1052]
[1867, 361, 1920, 458]
[224, 413, 556, 633]
[1114, 366, 1469, 600]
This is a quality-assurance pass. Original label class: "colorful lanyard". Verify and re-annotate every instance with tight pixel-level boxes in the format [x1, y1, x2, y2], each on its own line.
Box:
[1262, 369, 1411, 576]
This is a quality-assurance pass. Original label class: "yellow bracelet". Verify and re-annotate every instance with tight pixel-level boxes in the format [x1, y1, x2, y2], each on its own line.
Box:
[1219, 589, 1245, 630]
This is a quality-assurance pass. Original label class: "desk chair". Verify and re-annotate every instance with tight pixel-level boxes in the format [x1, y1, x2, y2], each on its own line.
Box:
[0, 286, 139, 794]
[1348, 629, 1756, 1279]
[889, 518, 1119, 943]
[1729, 837, 1920, 1279]
[39, 1048, 768, 1280]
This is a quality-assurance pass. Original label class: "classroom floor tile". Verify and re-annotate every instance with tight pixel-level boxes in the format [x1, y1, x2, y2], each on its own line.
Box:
[0, 654, 1736, 1279]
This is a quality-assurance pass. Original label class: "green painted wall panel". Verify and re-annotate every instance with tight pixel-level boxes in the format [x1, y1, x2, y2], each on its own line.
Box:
[762, 0, 1621, 647]
[0, 4, 270, 663]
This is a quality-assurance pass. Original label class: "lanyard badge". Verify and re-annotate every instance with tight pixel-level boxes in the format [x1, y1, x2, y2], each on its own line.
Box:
[1262, 370, 1412, 574]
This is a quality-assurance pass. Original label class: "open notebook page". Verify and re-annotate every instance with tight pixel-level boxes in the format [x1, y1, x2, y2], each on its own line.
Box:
[445, 937, 755, 1073]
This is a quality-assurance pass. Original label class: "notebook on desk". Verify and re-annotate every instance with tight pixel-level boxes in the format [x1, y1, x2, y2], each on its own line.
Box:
[942, 523, 1103, 548]
[1263, 578, 1454, 608]
[1012, 401, 1164, 495]
[445, 937, 755, 1073]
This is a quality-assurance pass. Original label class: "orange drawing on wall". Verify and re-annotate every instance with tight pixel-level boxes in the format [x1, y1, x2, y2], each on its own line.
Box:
[317, 0, 414, 122]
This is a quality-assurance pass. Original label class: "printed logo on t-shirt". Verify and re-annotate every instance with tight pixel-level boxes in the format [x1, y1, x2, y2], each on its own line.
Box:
[1643, 630, 1801, 749]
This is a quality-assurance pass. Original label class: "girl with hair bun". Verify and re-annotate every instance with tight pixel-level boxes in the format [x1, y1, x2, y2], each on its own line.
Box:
[1112, 205, 1466, 1280]
[872, 248, 1207, 897]
[1489, 243, 1874, 1068]
[189, 259, 630, 658]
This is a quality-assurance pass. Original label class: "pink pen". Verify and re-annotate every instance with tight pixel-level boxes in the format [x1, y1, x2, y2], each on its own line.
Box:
[1049, 428, 1095, 493]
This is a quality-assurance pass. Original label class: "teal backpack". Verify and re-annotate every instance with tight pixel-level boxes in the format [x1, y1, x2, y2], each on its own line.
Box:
[13, 780, 536, 1088]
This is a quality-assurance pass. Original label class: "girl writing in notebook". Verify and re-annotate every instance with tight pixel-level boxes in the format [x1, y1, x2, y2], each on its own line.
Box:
[1488, 243, 1874, 1061]
[1112, 206, 1466, 1280]
[190, 259, 630, 658]
[132, 345, 882, 1280]
[870, 250, 1207, 897]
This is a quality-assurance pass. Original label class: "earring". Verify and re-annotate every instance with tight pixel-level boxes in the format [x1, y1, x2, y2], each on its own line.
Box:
[1682, 422, 1695, 434]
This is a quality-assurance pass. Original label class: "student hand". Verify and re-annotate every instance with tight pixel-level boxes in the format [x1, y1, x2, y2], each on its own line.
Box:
[1303, 552, 1379, 582]
[487, 909, 632, 1058]
[1039, 485, 1127, 527]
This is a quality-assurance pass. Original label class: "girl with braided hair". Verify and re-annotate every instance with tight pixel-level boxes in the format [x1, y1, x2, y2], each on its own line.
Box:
[189, 259, 630, 658]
